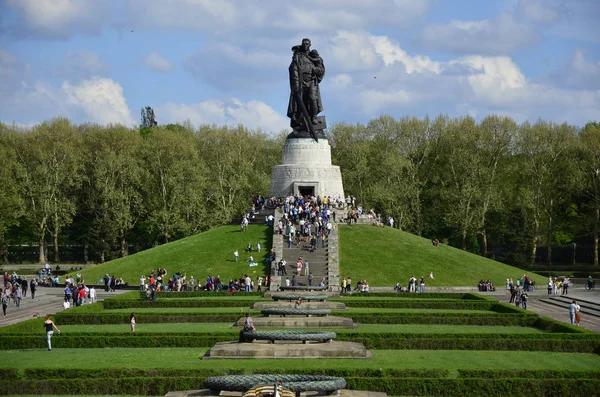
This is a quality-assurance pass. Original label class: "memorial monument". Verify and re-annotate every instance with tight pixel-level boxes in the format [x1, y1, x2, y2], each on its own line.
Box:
[269, 38, 345, 200]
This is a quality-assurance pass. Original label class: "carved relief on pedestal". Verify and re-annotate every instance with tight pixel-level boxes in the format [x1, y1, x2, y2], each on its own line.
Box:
[273, 166, 341, 182]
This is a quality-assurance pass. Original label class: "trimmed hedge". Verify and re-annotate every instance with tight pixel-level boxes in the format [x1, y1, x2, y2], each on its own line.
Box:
[338, 313, 538, 326]
[2, 377, 599, 396]
[149, 291, 264, 298]
[345, 377, 600, 397]
[457, 369, 600, 379]
[103, 299, 259, 309]
[3, 332, 598, 352]
[336, 292, 491, 300]
[53, 312, 243, 324]
[330, 299, 497, 309]
[50, 310, 537, 326]
[2, 368, 448, 380]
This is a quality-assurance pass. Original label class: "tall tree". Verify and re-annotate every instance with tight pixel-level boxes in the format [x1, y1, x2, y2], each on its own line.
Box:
[197, 124, 281, 224]
[0, 124, 25, 263]
[516, 121, 576, 265]
[475, 115, 517, 257]
[8, 118, 83, 262]
[142, 126, 207, 243]
[579, 122, 600, 266]
[433, 116, 483, 250]
[83, 124, 145, 260]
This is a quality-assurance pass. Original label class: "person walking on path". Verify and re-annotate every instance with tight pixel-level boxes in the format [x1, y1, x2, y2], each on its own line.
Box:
[130, 312, 136, 333]
[30, 279, 37, 300]
[44, 315, 61, 351]
[569, 300, 578, 325]
[520, 291, 528, 310]
[1, 292, 8, 317]
[574, 300, 581, 326]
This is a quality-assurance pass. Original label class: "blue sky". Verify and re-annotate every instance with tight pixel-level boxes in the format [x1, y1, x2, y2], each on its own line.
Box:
[1, 0, 598, 133]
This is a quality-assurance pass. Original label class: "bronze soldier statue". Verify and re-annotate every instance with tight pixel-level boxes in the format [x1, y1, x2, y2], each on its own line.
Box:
[287, 38, 326, 141]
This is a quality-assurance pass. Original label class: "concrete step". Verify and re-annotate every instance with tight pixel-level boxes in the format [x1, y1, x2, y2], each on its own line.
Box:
[540, 296, 600, 317]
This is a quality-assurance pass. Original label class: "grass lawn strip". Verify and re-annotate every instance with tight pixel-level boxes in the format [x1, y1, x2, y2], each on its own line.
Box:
[1, 349, 599, 373]
[50, 324, 546, 334]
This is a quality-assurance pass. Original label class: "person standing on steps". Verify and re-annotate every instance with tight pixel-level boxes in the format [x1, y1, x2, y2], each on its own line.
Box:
[574, 300, 581, 326]
[44, 315, 61, 351]
[569, 300, 578, 325]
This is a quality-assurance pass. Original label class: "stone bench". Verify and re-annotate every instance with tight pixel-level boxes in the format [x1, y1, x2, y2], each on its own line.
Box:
[261, 308, 331, 317]
[239, 330, 336, 344]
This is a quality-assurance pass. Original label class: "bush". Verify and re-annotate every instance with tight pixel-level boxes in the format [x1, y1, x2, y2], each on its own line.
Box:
[3, 376, 599, 396]
[52, 312, 242, 324]
[457, 369, 600, 379]
[331, 299, 497, 310]
[103, 299, 259, 309]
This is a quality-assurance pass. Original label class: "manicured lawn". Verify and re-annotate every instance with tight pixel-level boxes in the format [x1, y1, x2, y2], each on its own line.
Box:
[54, 323, 544, 334]
[339, 225, 546, 286]
[3, 349, 599, 373]
[68, 225, 272, 286]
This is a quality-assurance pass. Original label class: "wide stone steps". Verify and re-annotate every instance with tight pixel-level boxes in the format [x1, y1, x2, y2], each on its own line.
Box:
[281, 239, 329, 287]
[540, 295, 600, 317]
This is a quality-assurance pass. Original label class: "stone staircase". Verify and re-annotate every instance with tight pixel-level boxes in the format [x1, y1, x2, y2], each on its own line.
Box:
[268, 208, 341, 292]
[280, 232, 329, 288]
[233, 208, 275, 226]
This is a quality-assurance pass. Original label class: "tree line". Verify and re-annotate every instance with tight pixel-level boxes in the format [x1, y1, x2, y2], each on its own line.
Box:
[0, 115, 598, 267]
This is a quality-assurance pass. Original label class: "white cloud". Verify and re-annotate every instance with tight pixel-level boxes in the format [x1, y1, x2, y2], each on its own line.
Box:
[4, 0, 110, 39]
[142, 50, 174, 73]
[419, 12, 540, 54]
[518, 0, 560, 25]
[160, 98, 288, 134]
[318, 31, 599, 126]
[545, 49, 600, 90]
[63, 51, 110, 79]
[62, 77, 134, 125]
[4, 0, 433, 39]
[370, 35, 440, 73]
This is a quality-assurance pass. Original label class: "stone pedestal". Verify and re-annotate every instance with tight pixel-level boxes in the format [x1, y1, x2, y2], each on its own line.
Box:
[270, 138, 344, 200]
[234, 316, 356, 328]
[203, 341, 371, 359]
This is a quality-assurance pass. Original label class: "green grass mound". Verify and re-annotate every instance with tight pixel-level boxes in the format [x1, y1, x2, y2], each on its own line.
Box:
[339, 226, 546, 286]
[70, 225, 272, 286]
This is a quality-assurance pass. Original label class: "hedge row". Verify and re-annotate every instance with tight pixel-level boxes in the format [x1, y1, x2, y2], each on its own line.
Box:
[2, 377, 599, 396]
[52, 312, 242, 324]
[457, 369, 600, 379]
[148, 291, 264, 298]
[102, 299, 259, 309]
[2, 368, 448, 380]
[333, 292, 490, 300]
[345, 377, 600, 397]
[102, 298, 498, 310]
[342, 313, 537, 326]
[50, 311, 538, 327]
[2, 334, 598, 352]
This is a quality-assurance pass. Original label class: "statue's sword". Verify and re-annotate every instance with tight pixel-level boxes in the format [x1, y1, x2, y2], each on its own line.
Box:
[294, 91, 318, 143]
